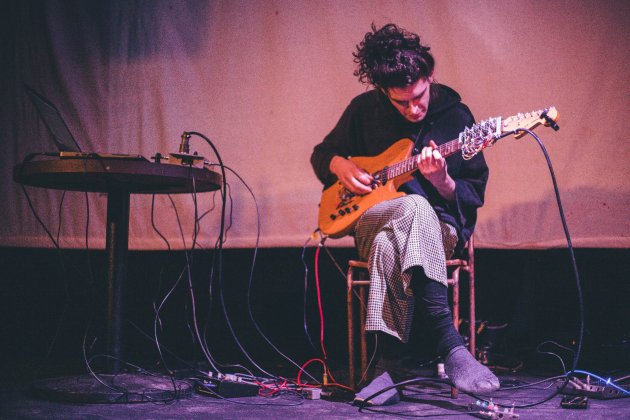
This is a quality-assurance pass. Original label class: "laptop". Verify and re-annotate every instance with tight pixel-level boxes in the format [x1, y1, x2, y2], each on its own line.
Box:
[24, 83, 146, 161]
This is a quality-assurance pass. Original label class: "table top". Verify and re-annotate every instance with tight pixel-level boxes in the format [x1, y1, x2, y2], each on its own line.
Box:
[13, 157, 222, 194]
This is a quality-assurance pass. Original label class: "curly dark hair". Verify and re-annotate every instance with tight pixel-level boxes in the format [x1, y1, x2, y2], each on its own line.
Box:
[353, 23, 434, 89]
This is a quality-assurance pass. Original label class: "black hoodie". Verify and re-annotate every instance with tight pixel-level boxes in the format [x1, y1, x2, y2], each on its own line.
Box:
[310, 83, 489, 254]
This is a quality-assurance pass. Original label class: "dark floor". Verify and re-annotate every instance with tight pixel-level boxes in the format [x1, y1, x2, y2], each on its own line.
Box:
[2, 247, 629, 418]
[2, 366, 629, 419]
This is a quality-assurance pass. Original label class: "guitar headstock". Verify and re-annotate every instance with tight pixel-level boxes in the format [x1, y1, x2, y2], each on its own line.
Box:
[502, 106, 559, 139]
[460, 106, 559, 160]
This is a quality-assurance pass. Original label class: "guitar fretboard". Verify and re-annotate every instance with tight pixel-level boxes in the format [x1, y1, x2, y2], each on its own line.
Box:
[380, 138, 461, 180]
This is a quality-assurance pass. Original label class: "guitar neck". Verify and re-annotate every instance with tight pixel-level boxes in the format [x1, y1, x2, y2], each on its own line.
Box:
[382, 138, 460, 179]
[377, 107, 559, 182]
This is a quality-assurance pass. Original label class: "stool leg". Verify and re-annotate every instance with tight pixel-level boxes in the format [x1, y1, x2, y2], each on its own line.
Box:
[469, 267, 476, 358]
[347, 283, 356, 390]
[450, 267, 460, 399]
[359, 286, 368, 378]
[451, 267, 460, 328]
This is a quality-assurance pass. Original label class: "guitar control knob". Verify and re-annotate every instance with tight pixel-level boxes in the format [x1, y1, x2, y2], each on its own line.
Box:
[353, 205, 359, 211]
[329, 214, 337, 220]
[338, 209, 346, 216]
[345, 207, 351, 213]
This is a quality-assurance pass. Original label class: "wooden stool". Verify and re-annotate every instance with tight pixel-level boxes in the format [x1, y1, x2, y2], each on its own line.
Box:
[346, 236, 476, 396]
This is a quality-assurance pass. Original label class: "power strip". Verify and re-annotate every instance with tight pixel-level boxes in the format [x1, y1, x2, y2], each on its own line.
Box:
[560, 377, 624, 399]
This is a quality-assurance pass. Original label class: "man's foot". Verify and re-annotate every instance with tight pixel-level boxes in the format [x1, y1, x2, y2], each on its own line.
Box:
[445, 346, 500, 394]
[354, 371, 401, 406]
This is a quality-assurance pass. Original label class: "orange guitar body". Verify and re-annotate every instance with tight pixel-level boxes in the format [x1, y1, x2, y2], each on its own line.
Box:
[318, 138, 415, 238]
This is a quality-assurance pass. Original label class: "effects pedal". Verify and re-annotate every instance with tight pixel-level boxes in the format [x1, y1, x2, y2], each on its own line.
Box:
[470, 400, 518, 419]
[196, 374, 259, 398]
[560, 395, 588, 409]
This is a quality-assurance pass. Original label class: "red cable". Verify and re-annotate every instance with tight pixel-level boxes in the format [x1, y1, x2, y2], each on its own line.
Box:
[314, 245, 328, 360]
[297, 358, 325, 387]
[257, 378, 288, 396]
[304, 245, 355, 392]
[297, 357, 355, 392]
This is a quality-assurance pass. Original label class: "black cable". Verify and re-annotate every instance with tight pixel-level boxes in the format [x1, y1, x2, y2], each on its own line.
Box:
[149, 191, 221, 391]
[19, 184, 59, 248]
[151, 176, 232, 387]
[19, 154, 193, 399]
[183, 134, 226, 367]
[18, 155, 109, 389]
[19, 183, 75, 381]
[359, 127, 584, 412]
[203, 153, 320, 382]
[81, 320, 127, 394]
[475, 127, 583, 409]
[85, 353, 186, 403]
[131, 322, 308, 407]
[427, 127, 584, 410]
[219, 164, 320, 383]
[128, 319, 208, 376]
[82, 190, 95, 288]
[356, 377, 454, 411]
[221, 181, 235, 244]
[187, 132, 276, 378]
[319, 240, 379, 385]
[149, 193, 172, 332]
[153, 265, 192, 372]
[142, 213, 188, 395]
[514, 128, 584, 374]
[56, 190, 66, 245]
[151, 194, 172, 251]
[535, 340, 575, 375]
[166, 194, 189, 249]
[494, 374, 567, 392]
[194, 380, 306, 406]
[193, 178, 254, 376]
[189, 174, 251, 375]
[196, 189, 219, 223]
[76, 188, 152, 399]
[197, 175, 253, 377]
[165, 193, 222, 373]
[300, 235, 320, 354]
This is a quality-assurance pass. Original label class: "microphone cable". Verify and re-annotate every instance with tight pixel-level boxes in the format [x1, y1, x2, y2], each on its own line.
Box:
[357, 127, 585, 410]
[187, 131, 277, 379]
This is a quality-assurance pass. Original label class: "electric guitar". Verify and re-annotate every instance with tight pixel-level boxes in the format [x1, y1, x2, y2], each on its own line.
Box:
[317, 107, 559, 238]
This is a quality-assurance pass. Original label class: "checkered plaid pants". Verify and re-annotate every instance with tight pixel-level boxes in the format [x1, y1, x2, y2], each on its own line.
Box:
[354, 195, 458, 343]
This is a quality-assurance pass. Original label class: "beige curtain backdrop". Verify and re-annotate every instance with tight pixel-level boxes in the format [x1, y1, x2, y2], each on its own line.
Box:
[2, 0, 629, 250]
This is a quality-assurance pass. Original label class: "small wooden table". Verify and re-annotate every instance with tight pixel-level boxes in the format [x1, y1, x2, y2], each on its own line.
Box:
[14, 157, 221, 390]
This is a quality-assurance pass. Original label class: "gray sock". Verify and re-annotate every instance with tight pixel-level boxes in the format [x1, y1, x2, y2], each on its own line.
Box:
[445, 346, 500, 394]
[354, 372, 400, 406]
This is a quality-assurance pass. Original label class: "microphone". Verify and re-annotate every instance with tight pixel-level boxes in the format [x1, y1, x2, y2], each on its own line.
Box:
[179, 132, 191, 154]
[171, 131, 204, 167]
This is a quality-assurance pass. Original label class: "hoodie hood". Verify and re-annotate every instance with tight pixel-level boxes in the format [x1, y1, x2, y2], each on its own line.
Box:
[426, 83, 462, 117]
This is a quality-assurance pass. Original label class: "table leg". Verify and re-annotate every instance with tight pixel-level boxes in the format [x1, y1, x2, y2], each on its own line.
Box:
[106, 190, 130, 373]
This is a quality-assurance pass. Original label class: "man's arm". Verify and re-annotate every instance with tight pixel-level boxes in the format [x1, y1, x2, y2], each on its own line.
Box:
[418, 140, 456, 202]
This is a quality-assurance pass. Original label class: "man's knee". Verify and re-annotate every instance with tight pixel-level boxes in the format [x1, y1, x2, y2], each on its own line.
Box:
[395, 195, 435, 220]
